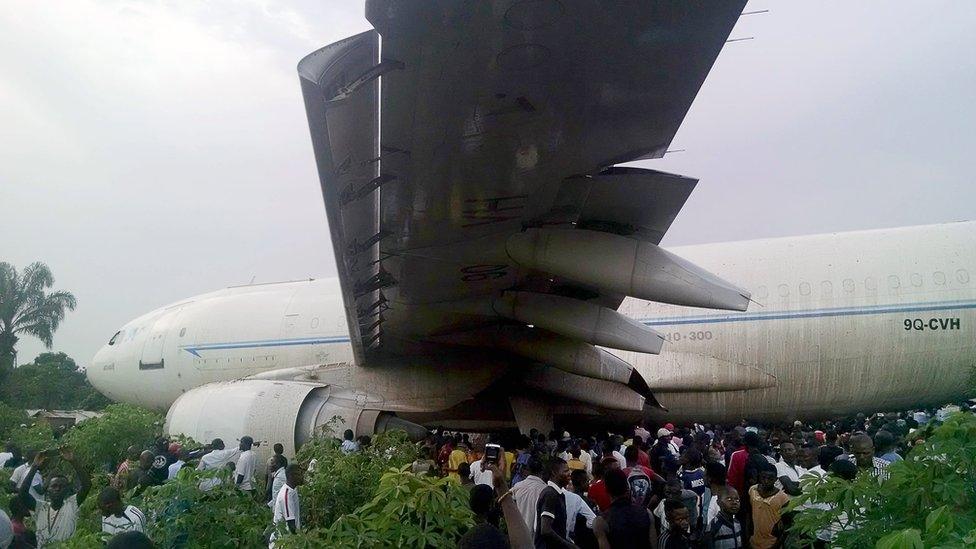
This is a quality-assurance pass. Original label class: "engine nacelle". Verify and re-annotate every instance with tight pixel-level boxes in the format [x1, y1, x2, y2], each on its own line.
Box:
[164, 379, 426, 459]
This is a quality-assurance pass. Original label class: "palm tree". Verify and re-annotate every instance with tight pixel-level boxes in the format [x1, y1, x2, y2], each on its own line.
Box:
[0, 262, 77, 379]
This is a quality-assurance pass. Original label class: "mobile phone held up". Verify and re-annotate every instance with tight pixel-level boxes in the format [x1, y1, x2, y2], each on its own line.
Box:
[485, 443, 501, 464]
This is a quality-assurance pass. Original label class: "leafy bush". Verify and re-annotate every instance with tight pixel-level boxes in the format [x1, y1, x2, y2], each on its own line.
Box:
[61, 403, 164, 471]
[0, 401, 27, 440]
[7, 421, 56, 454]
[1, 352, 110, 411]
[278, 467, 474, 548]
[789, 412, 976, 547]
[293, 429, 419, 530]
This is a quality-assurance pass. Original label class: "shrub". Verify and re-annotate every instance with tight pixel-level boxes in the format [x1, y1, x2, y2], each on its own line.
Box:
[789, 412, 976, 547]
[293, 429, 419, 530]
[60, 403, 164, 471]
[278, 467, 474, 548]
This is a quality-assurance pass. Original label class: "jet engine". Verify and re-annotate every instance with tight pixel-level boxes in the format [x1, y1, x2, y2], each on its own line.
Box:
[164, 379, 427, 458]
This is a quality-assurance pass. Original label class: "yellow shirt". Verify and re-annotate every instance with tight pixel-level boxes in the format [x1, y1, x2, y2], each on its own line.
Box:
[749, 485, 790, 549]
[504, 451, 515, 482]
[447, 449, 468, 481]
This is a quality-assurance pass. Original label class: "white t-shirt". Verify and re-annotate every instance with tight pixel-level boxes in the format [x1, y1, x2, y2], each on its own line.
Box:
[774, 460, 807, 492]
[102, 505, 147, 535]
[340, 440, 359, 455]
[269, 485, 300, 547]
[564, 490, 596, 536]
[197, 448, 241, 471]
[167, 460, 186, 480]
[0, 452, 12, 467]
[36, 494, 79, 546]
[9, 463, 42, 491]
[268, 468, 287, 508]
[468, 460, 493, 486]
[236, 450, 257, 491]
[611, 451, 627, 470]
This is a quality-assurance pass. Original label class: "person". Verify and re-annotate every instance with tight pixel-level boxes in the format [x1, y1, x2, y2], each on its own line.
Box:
[469, 452, 496, 487]
[511, 456, 547, 537]
[703, 487, 743, 549]
[7, 495, 32, 547]
[622, 446, 658, 508]
[340, 429, 359, 455]
[273, 443, 287, 467]
[0, 444, 14, 469]
[677, 448, 708, 522]
[267, 455, 287, 507]
[535, 458, 575, 548]
[592, 469, 653, 549]
[458, 463, 475, 488]
[459, 450, 533, 549]
[0, 507, 12, 549]
[448, 441, 470, 482]
[657, 500, 693, 548]
[106, 531, 153, 549]
[197, 438, 241, 471]
[702, 461, 727, 526]
[235, 436, 257, 492]
[808, 445, 844, 478]
[848, 433, 889, 481]
[511, 436, 533, 485]
[8, 450, 42, 494]
[114, 445, 140, 489]
[98, 487, 146, 535]
[269, 464, 305, 547]
[650, 429, 676, 480]
[199, 461, 235, 492]
[167, 447, 190, 481]
[652, 480, 699, 536]
[564, 470, 597, 544]
[131, 450, 157, 492]
[587, 458, 618, 512]
[774, 441, 807, 496]
[748, 462, 789, 549]
[146, 438, 173, 485]
[726, 432, 759, 497]
[565, 446, 586, 472]
[798, 444, 819, 471]
[873, 431, 902, 463]
[19, 447, 91, 546]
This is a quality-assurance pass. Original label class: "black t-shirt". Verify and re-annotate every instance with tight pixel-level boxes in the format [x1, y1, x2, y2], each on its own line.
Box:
[459, 523, 510, 549]
[604, 498, 651, 549]
[146, 453, 172, 484]
[535, 486, 568, 549]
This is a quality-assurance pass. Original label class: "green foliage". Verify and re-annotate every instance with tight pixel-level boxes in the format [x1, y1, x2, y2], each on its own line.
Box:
[0, 262, 77, 379]
[293, 429, 419, 530]
[7, 421, 56, 454]
[789, 413, 976, 548]
[279, 467, 475, 548]
[1, 352, 111, 411]
[0, 400, 28, 440]
[61, 403, 164, 471]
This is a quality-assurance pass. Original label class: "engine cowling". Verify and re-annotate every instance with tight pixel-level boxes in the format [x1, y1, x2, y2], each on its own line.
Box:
[164, 379, 426, 459]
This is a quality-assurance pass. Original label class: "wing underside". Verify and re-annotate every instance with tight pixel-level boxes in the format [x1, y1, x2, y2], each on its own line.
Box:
[298, 1, 750, 418]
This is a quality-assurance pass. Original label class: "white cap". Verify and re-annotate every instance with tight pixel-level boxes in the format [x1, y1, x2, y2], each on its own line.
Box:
[657, 428, 672, 438]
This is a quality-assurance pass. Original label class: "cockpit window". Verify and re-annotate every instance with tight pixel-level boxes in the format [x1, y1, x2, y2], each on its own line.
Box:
[108, 331, 121, 346]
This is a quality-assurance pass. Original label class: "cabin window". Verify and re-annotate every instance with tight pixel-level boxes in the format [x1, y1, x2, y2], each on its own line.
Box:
[311, 317, 319, 328]
[108, 331, 121, 346]
[820, 281, 833, 297]
[887, 275, 900, 289]
[865, 277, 877, 291]
[777, 284, 789, 297]
[799, 282, 811, 296]
[843, 279, 855, 293]
[934, 271, 947, 285]
[179, 328, 186, 337]
[958, 269, 970, 284]
[910, 273, 923, 287]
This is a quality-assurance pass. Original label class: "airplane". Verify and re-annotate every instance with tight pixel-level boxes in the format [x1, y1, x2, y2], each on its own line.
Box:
[86, 2, 975, 456]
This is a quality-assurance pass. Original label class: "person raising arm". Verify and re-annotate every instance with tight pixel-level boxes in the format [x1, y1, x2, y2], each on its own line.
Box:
[19, 447, 91, 546]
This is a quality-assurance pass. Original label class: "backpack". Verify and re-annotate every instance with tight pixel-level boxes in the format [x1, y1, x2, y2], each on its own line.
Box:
[625, 466, 652, 506]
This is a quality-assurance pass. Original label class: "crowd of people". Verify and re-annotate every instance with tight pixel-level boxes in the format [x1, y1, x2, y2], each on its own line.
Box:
[0, 404, 963, 548]
[437, 407, 945, 549]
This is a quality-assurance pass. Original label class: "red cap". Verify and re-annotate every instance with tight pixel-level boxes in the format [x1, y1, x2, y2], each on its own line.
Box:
[664, 423, 675, 431]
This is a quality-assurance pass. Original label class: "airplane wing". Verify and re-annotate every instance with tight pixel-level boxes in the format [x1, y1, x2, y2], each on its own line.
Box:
[298, 1, 749, 413]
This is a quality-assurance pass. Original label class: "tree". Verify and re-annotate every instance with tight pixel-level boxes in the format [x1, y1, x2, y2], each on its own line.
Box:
[0, 261, 76, 379]
[0, 352, 110, 411]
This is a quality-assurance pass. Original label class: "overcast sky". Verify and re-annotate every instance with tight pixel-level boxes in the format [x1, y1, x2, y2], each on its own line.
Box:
[2, 1, 974, 367]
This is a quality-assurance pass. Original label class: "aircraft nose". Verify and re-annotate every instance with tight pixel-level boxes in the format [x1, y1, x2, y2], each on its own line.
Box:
[88, 344, 114, 397]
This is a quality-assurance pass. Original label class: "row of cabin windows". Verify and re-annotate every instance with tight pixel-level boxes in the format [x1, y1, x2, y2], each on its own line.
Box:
[754, 269, 970, 299]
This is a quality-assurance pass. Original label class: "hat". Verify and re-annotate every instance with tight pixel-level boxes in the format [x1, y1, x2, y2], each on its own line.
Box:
[814, 430, 825, 443]
[657, 428, 672, 438]
[168, 442, 182, 454]
[664, 423, 675, 431]
[745, 426, 758, 434]
[562, 431, 571, 440]
[794, 420, 803, 427]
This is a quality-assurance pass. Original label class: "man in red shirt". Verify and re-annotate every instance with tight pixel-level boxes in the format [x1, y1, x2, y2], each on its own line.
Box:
[726, 431, 760, 495]
[588, 457, 620, 511]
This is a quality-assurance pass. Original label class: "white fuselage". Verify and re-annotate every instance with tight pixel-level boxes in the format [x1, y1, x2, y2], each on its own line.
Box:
[89, 222, 976, 422]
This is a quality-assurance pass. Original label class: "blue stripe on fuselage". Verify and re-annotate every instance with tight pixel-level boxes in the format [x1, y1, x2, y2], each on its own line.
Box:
[180, 299, 976, 355]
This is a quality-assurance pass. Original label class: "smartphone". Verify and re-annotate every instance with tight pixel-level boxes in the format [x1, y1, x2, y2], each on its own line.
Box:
[485, 443, 501, 464]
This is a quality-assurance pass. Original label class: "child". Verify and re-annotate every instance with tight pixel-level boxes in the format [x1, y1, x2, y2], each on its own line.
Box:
[704, 487, 743, 548]
[749, 462, 790, 549]
[658, 500, 693, 548]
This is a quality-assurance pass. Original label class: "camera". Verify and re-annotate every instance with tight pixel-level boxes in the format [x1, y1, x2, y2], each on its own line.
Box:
[485, 443, 501, 464]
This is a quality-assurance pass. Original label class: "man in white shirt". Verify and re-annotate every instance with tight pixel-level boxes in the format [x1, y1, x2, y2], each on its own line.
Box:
[9, 459, 42, 493]
[235, 436, 258, 492]
[510, 456, 547, 536]
[20, 448, 91, 547]
[270, 464, 305, 548]
[340, 429, 359, 455]
[98, 487, 146, 535]
[774, 441, 807, 496]
[167, 448, 189, 481]
[565, 472, 596, 539]
[468, 453, 495, 487]
[267, 455, 287, 508]
[197, 439, 241, 471]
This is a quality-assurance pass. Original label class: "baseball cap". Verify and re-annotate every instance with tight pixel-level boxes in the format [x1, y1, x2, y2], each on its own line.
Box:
[657, 428, 672, 438]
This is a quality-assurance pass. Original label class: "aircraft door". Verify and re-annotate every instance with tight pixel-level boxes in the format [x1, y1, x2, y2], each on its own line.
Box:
[140, 306, 183, 371]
